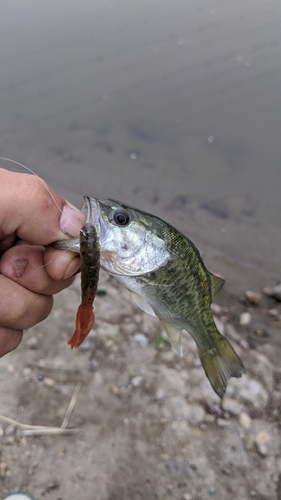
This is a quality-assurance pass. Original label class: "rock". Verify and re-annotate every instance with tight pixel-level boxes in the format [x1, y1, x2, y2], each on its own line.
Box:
[254, 430, 271, 457]
[26, 336, 39, 349]
[221, 467, 231, 476]
[216, 418, 231, 427]
[222, 398, 242, 416]
[168, 396, 190, 420]
[121, 322, 137, 336]
[43, 377, 55, 387]
[239, 312, 252, 326]
[96, 323, 120, 338]
[131, 375, 143, 387]
[132, 333, 149, 347]
[78, 339, 91, 350]
[5, 424, 15, 436]
[248, 352, 274, 393]
[244, 290, 262, 306]
[261, 286, 273, 296]
[187, 404, 205, 426]
[244, 433, 254, 450]
[268, 308, 280, 318]
[239, 412, 251, 429]
[228, 375, 269, 412]
[161, 350, 175, 362]
[272, 283, 281, 301]
[211, 303, 225, 317]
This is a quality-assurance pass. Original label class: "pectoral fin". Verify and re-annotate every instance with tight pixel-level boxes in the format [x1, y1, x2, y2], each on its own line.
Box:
[131, 292, 157, 317]
[161, 321, 183, 357]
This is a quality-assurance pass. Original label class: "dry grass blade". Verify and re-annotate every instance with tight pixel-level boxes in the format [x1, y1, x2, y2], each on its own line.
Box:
[61, 382, 81, 429]
[0, 383, 81, 436]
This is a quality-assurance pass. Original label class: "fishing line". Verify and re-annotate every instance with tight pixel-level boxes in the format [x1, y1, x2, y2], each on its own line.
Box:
[0, 157, 63, 215]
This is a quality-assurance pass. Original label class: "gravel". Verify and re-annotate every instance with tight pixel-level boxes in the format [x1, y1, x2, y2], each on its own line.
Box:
[0, 270, 280, 499]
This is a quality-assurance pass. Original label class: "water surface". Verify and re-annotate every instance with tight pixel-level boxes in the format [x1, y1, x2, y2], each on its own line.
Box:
[1, 0, 280, 289]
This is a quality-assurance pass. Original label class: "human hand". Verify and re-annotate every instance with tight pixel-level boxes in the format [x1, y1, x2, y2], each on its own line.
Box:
[0, 169, 86, 357]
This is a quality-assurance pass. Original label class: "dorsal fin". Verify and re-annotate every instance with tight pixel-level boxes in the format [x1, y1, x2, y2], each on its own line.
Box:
[209, 272, 225, 299]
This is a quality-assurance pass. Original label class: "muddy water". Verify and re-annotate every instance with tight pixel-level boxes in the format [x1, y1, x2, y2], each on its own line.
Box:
[1, 0, 281, 289]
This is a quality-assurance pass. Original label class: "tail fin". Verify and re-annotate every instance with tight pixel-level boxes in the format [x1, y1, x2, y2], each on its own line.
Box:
[199, 338, 244, 398]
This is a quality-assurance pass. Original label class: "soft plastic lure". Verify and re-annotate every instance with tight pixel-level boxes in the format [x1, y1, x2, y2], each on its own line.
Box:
[67, 196, 100, 348]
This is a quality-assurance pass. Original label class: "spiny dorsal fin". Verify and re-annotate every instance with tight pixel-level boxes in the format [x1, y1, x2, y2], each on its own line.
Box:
[209, 272, 225, 300]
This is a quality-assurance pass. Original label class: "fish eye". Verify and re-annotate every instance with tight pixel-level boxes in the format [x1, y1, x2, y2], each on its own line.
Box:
[112, 209, 130, 226]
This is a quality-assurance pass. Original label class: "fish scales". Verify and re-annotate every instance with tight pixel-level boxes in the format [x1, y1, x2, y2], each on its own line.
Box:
[117, 217, 219, 350]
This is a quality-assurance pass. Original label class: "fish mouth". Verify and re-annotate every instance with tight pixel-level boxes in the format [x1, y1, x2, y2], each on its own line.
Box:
[82, 196, 99, 226]
[82, 197, 110, 244]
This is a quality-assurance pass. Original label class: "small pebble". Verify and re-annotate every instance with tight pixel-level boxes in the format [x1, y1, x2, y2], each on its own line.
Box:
[133, 333, 149, 347]
[261, 286, 273, 296]
[182, 494, 191, 500]
[5, 436, 15, 445]
[155, 389, 165, 401]
[211, 303, 224, 317]
[272, 283, 281, 301]
[5, 424, 16, 436]
[244, 434, 254, 451]
[216, 418, 231, 428]
[78, 339, 91, 350]
[129, 152, 138, 160]
[111, 385, 125, 395]
[245, 290, 262, 306]
[239, 339, 249, 350]
[43, 377, 55, 387]
[239, 312, 252, 326]
[222, 467, 231, 475]
[268, 308, 280, 318]
[131, 375, 143, 387]
[222, 398, 242, 416]
[239, 412, 251, 429]
[254, 430, 271, 457]
[188, 461, 197, 471]
[26, 337, 39, 349]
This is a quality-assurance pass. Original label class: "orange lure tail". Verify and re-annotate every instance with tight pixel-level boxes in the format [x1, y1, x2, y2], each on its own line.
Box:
[68, 302, 95, 349]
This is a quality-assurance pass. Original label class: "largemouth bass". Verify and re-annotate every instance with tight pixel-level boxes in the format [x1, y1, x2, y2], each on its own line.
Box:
[55, 197, 244, 397]
[67, 196, 100, 349]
